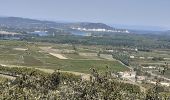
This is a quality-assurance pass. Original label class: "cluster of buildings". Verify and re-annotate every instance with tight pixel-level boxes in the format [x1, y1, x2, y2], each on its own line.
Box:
[72, 27, 130, 33]
[0, 31, 21, 40]
[116, 71, 170, 87]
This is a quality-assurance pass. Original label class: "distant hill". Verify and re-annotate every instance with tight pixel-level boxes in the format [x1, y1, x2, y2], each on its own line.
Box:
[0, 17, 65, 29]
[69, 22, 114, 30]
[0, 17, 129, 33]
[70, 23, 129, 33]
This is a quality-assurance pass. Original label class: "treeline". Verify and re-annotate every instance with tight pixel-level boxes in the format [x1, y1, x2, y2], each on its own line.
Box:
[23, 33, 170, 49]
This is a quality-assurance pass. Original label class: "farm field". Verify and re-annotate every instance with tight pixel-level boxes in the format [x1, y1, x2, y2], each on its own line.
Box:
[0, 40, 128, 73]
[127, 49, 170, 79]
[130, 50, 170, 66]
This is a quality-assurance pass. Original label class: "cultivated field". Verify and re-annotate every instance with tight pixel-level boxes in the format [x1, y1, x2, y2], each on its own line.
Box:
[129, 49, 170, 78]
[0, 40, 128, 73]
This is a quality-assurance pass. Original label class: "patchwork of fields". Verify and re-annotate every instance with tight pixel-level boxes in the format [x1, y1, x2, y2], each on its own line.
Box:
[0, 40, 128, 73]
[129, 49, 170, 79]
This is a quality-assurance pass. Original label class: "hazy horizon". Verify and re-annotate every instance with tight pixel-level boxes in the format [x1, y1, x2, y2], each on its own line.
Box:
[0, 0, 170, 30]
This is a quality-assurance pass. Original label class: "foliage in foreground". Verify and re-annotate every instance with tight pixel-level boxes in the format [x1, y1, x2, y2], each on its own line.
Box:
[0, 66, 169, 99]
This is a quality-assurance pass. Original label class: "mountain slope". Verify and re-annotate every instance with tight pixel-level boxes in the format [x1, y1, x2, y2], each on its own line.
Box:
[0, 17, 64, 29]
[0, 17, 129, 33]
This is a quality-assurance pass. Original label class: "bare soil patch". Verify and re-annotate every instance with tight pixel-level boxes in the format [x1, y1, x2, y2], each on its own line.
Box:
[49, 53, 68, 59]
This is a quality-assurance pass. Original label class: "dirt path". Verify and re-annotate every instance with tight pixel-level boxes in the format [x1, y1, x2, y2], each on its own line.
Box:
[49, 53, 68, 59]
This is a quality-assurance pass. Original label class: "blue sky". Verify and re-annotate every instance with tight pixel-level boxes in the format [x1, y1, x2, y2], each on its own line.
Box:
[0, 0, 169, 29]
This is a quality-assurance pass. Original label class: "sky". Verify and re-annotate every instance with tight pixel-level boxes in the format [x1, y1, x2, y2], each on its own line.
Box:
[0, 0, 170, 29]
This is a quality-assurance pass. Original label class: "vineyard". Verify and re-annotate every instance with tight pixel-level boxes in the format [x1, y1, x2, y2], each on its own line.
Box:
[112, 51, 130, 66]
[0, 66, 170, 99]
[0, 40, 128, 74]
